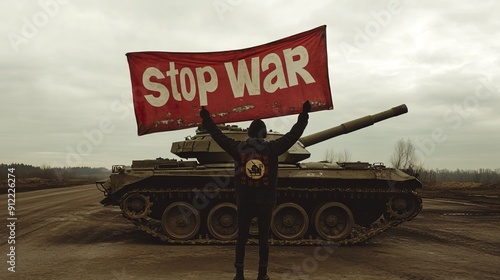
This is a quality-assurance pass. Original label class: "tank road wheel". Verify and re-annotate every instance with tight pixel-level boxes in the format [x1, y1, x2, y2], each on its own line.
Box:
[161, 202, 200, 241]
[314, 202, 354, 241]
[207, 203, 238, 241]
[120, 193, 152, 219]
[271, 203, 309, 240]
[386, 195, 417, 219]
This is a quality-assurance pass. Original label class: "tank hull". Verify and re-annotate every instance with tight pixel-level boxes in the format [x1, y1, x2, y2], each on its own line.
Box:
[97, 160, 422, 245]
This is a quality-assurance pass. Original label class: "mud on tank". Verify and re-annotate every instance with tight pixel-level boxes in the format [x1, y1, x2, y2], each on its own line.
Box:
[96, 104, 422, 245]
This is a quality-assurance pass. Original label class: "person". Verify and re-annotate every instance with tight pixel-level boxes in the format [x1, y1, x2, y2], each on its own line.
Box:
[200, 101, 311, 280]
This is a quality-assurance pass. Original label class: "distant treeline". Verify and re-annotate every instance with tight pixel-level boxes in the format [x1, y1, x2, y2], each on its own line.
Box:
[1, 163, 499, 184]
[0, 163, 110, 181]
[408, 167, 500, 183]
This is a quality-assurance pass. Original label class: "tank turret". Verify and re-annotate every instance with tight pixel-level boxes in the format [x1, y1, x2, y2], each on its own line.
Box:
[171, 104, 408, 164]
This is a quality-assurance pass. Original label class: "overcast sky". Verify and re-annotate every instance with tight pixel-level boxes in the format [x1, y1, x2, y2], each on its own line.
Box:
[1, 0, 499, 171]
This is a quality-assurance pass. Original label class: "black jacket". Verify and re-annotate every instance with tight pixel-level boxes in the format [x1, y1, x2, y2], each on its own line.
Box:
[202, 114, 308, 205]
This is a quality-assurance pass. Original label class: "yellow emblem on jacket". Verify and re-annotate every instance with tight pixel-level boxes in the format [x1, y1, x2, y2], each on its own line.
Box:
[245, 160, 265, 179]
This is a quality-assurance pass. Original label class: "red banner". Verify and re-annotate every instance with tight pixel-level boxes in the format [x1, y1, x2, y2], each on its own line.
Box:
[127, 25, 332, 135]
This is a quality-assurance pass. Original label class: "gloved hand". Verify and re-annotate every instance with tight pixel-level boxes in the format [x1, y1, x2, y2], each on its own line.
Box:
[303, 100, 311, 113]
[200, 106, 210, 121]
[298, 101, 310, 122]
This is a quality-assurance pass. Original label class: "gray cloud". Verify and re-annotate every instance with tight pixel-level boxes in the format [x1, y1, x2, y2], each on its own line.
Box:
[1, 0, 499, 170]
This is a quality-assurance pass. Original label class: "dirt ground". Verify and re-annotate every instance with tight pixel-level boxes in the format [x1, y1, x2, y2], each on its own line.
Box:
[1, 183, 499, 279]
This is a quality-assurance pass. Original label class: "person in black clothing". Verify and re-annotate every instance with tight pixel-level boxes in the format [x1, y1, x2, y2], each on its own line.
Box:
[200, 101, 310, 280]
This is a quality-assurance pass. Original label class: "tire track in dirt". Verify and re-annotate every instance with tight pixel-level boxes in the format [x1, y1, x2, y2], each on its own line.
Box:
[396, 224, 500, 256]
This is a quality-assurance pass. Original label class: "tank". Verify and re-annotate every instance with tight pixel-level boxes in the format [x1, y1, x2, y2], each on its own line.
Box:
[96, 104, 422, 245]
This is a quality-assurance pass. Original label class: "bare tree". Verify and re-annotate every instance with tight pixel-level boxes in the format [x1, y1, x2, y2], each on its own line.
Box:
[390, 138, 419, 170]
[324, 148, 352, 163]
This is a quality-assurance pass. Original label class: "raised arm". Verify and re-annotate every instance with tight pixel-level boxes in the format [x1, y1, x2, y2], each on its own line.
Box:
[270, 101, 310, 155]
[200, 107, 240, 157]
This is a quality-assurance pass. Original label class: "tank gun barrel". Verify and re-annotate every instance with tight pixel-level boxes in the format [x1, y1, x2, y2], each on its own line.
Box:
[299, 104, 408, 147]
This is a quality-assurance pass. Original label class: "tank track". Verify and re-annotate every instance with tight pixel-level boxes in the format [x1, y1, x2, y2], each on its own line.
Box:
[119, 187, 422, 246]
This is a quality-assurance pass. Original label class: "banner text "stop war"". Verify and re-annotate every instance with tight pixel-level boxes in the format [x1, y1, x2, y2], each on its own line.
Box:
[141, 45, 316, 107]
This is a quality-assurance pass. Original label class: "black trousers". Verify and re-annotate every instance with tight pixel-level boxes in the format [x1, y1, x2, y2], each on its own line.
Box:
[235, 202, 275, 267]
